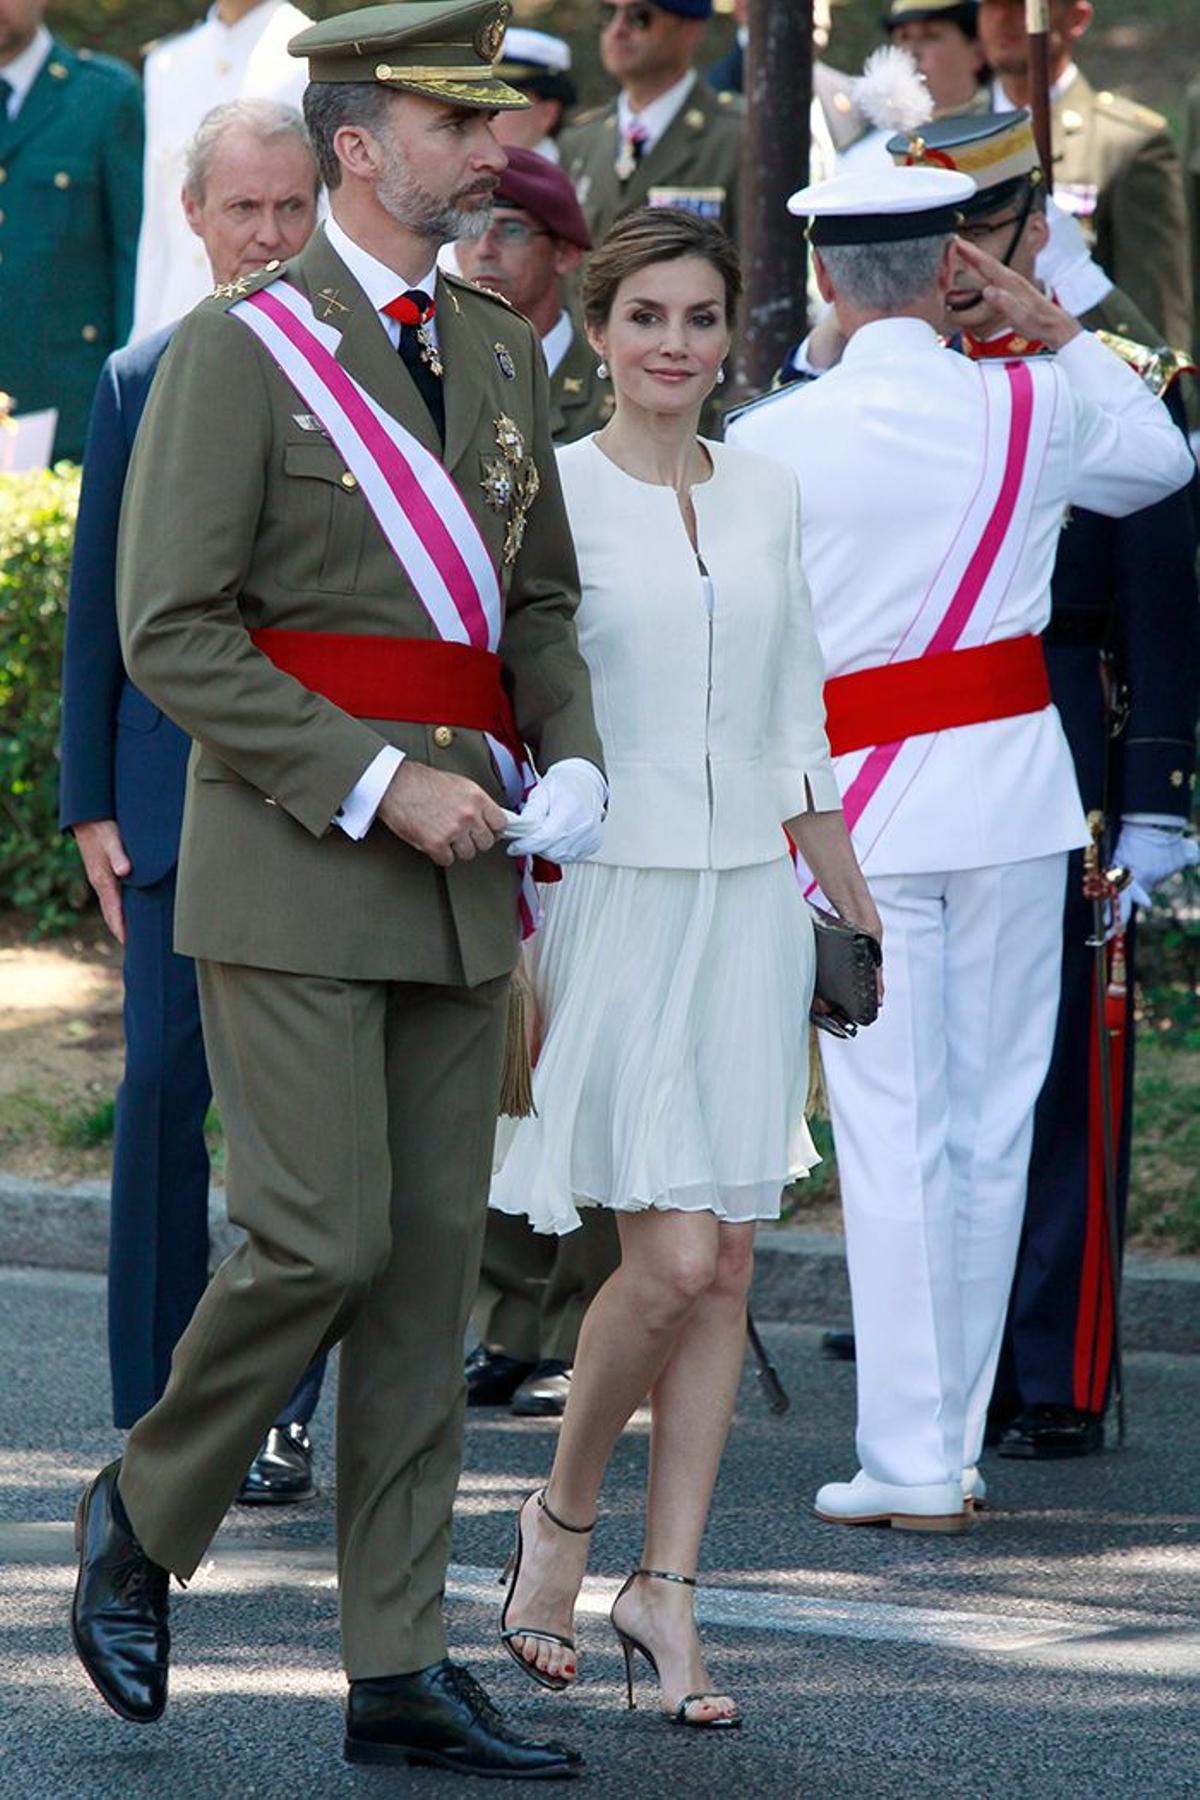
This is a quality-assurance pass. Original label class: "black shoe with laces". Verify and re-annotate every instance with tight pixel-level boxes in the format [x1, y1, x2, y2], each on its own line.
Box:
[345, 1658, 583, 1779]
[998, 1404, 1104, 1459]
[71, 1460, 170, 1722]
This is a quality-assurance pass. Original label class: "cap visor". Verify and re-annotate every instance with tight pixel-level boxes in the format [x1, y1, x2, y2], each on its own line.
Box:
[382, 74, 531, 109]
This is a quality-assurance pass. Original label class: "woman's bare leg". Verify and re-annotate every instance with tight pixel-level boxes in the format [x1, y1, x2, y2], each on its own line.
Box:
[614, 1219, 756, 1720]
[504, 1207, 724, 1682]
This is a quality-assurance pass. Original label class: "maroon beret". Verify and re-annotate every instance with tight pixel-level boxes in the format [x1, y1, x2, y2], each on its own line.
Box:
[494, 146, 592, 250]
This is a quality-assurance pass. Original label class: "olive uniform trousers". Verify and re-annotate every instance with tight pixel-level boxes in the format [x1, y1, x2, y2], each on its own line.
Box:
[118, 960, 510, 1678]
[474, 1206, 620, 1366]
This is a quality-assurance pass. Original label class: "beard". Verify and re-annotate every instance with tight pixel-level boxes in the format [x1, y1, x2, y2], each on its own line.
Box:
[375, 140, 496, 243]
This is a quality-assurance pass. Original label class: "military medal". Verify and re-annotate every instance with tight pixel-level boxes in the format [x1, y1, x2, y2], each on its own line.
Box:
[494, 415, 525, 466]
[481, 457, 513, 512]
[494, 342, 516, 381]
[417, 323, 444, 377]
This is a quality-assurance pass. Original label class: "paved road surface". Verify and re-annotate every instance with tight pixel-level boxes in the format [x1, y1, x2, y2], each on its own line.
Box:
[0, 1266, 1197, 1799]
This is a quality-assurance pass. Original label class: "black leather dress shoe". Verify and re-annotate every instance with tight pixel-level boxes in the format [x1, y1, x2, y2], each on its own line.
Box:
[510, 1360, 571, 1417]
[345, 1659, 582, 1779]
[821, 1330, 857, 1362]
[998, 1404, 1104, 1459]
[465, 1343, 536, 1407]
[71, 1461, 170, 1723]
[236, 1423, 316, 1505]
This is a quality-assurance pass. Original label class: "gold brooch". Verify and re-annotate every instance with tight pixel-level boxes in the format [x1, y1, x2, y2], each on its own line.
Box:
[481, 458, 513, 512]
[503, 512, 527, 566]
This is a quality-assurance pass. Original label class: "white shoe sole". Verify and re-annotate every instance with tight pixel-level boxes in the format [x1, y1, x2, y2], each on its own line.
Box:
[814, 1506, 968, 1534]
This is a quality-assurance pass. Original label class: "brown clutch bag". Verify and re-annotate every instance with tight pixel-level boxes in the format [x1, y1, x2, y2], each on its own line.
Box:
[809, 906, 882, 1038]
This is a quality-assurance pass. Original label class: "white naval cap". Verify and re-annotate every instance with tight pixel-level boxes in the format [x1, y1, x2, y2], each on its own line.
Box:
[787, 164, 977, 245]
[499, 27, 571, 73]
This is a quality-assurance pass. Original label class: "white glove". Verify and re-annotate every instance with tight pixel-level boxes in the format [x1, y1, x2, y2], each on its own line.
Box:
[1113, 817, 1198, 923]
[1036, 197, 1114, 319]
[504, 759, 606, 863]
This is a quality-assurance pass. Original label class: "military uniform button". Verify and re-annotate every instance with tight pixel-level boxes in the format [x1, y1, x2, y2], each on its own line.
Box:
[82, 324, 98, 342]
[54, 171, 71, 189]
[265, 259, 281, 272]
[340, 471, 357, 490]
[0, 168, 6, 183]
[432, 725, 454, 748]
[1169, 769, 1184, 788]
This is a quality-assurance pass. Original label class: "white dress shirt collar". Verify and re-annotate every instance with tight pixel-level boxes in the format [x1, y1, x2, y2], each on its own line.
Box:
[542, 310, 574, 377]
[1, 25, 52, 116]
[204, 0, 286, 42]
[993, 62, 1078, 112]
[324, 214, 440, 349]
[617, 68, 697, 155]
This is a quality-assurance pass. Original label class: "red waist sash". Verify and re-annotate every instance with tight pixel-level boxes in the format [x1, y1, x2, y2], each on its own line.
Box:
[823, 634, 1051, 757]
[250, 628, 560, 883]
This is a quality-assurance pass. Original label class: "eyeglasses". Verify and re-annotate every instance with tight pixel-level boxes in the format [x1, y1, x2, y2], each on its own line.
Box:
[482, 220, 551, 246]
[599, 3, 660, 32]
[956, 215, 1023, 246]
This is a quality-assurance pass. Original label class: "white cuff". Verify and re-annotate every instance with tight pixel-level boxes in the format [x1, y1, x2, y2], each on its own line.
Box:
[1121, 812, 1189, 831]
[335, 746, 404, 840]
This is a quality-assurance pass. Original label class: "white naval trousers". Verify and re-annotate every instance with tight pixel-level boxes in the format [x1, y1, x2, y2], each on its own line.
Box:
[819, 853, 1068, 1487]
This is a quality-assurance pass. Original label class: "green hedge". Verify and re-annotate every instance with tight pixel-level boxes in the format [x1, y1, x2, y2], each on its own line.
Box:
[0, 466, 88, 934]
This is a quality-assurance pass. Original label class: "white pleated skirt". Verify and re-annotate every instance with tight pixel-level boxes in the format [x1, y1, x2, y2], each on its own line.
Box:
[490, 855, 820, 1236]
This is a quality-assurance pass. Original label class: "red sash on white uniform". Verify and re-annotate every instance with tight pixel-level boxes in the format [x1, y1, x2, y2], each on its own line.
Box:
[798, 357, 1059, 897]
[231, 279, 543, 934]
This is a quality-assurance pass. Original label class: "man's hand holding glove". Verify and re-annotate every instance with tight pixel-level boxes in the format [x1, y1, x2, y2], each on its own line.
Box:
[504, 759, 607, 863]
[1113, 815, 1199, 925]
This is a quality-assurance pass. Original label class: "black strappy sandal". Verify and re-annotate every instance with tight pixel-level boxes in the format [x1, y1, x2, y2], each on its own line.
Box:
[610, 1568, 742, 1729]
[498, 1488, 595, 1692]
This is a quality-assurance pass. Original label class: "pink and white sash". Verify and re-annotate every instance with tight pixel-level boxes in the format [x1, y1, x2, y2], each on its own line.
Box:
[800, 356, 1060, 896]
[231, 279, 543, 933]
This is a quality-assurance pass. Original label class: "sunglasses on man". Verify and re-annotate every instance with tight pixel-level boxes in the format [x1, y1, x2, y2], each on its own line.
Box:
[599, 2, 661, 31]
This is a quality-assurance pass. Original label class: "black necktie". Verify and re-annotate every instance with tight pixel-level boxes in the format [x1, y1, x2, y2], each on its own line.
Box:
[384, 288, 445, 445]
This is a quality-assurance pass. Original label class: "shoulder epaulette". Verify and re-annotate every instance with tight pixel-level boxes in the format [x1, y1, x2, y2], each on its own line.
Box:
[209, 259, 291, 307]
[1093, 329, 1197, 397]
[722, 383, 802, 431]
[565, 101, 612, 129]
[442, 269, 517, 312]
[1092, 87, 1168, 135]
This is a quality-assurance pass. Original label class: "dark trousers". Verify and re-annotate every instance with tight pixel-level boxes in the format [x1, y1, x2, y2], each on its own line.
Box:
[474, 1207, 620, 1365]
[109, 872, 325, 1431]
[994, 853, 1137, 1418]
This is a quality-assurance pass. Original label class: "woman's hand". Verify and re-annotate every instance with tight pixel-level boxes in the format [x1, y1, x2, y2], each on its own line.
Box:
[786, 807, 885, 1006]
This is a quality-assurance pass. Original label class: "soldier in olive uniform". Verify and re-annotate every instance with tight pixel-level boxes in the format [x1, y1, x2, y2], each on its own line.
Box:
[979, 0, 1193, 348]
[0, 0, 142, 461]
[560, 0, 744, 250]
[70, 3, 603, 1780]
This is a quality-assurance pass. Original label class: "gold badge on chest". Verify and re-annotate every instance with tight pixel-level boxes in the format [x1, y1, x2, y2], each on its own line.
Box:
[486, 417, 540, 565]
[494, 414, 525, 465]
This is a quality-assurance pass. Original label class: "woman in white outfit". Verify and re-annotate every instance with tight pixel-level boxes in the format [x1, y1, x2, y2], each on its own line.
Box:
[492, 208, 880, 1728]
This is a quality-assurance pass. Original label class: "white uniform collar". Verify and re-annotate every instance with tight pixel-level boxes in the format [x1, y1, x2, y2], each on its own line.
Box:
[204, 0, 286, 39]
[1, 25, 52, 116]
[324, 214, 440, 347]
[842, 316, 942, 364]
[618, 68, 697, 155]
[542, 309, 574, 377]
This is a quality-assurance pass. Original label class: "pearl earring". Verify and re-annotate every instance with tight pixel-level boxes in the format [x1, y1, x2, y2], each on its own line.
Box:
[596, 359, 609, 379]
[716, 364, 726, 386]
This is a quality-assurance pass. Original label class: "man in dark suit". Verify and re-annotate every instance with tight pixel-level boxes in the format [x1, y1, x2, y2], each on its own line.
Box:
[0, 0, 142, 461]
[59, 98, 328, 1501]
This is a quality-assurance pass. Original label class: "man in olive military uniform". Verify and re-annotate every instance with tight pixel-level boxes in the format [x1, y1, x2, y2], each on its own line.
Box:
[0, 0, 142, 461]
[560, 0, 744, 250]
[70, 3, 604, 1780]
[979, 0, 1193, 348]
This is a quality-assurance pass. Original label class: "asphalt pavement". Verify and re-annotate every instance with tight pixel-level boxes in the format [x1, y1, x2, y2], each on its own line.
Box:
[0, 1263, 1197, 1800]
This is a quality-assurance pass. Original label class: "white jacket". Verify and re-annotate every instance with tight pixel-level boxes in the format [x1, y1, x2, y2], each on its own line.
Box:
[729, 319, 1195, 875]
[557, 436, 840, 869]
[130, 0, 310, 345]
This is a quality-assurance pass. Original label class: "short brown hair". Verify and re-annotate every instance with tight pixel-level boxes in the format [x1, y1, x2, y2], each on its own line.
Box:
[580, 207, 742, 332]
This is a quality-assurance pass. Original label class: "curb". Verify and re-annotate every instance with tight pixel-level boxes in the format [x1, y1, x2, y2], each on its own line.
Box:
[2, 1172, 1197, 1355]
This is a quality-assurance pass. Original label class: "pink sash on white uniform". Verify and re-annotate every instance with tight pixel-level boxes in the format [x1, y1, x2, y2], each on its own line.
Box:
[799, 357, 1060, 897]
[231, 279, 543, 934]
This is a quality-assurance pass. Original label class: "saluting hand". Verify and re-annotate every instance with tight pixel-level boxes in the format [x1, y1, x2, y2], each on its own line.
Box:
[952, 238, 1082, 351]
[376, 761, 508, 868]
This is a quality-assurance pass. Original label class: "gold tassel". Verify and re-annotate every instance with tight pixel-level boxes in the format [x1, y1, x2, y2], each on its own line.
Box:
[805, 1022, 829, 1121]
[498, 970, 537, 1119]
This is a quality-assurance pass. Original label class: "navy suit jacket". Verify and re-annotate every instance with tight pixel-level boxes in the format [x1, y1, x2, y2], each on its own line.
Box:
[58, 325, 191, 888]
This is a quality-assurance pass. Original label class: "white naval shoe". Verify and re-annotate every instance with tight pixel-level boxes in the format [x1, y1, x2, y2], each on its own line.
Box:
[814, 1470, 968, 1533]
[962, 1466, 987, 1510]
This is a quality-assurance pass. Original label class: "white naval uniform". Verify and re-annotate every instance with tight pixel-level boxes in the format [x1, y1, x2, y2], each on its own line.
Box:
[728, 320, 1193, 1489]
[130, 0, 310, 344]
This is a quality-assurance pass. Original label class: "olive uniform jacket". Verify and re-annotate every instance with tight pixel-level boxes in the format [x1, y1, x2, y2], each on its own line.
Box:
[116, 228, 602, 988]
[548, 322, 613, 444]
[0, 39, 143, 462]
[1045, 69, 1193, 350]
[559, 76, 744, 250]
